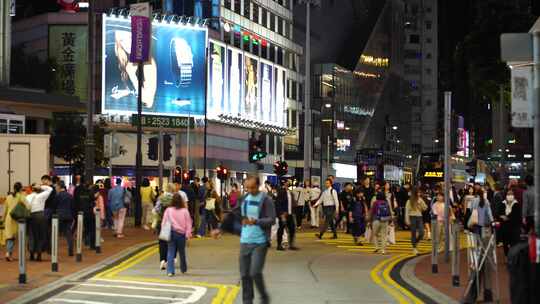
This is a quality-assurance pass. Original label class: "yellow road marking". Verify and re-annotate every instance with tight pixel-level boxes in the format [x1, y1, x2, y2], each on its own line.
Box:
[370, 254, 411, 304]
[383, 255, 424, 304]
[91, 244, 240, 303]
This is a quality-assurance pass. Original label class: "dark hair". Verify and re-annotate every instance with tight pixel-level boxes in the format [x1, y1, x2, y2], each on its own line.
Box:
[13, 182, 23, 194]
[202, 176, 209, 183]
[325, 178, 332, 184]
[376, 192, 386, 201]
[116, 178, 122, 185]
[171, 193, 187, 209]
[525, 175, 534, 186]
[57, 180, 67, 190]
[247, 176, 260, 186]
[232, 183, 238, 189]
[477, 189, 486, 207]
[41, 175, 51, 181]
[194, 177, 200, 182]
[52, 176, 59, 184]
[142, 178, 150, 187]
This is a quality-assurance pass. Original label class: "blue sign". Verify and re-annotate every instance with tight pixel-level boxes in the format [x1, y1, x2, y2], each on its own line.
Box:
[102, 15, 208, 116]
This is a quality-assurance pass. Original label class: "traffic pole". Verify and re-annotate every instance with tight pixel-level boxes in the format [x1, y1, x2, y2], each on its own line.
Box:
[95, 209, 101, 254]
[444, 91, 452, 263]
[76, 212, 83, 262]
[451, 222, 460, 286]
[51, 215, 59, 272]
[158, 129, 164, 191]
[431, 218, 438, 273]
[533, 30, 540, 239]
[135, 62, 143, 227]
[17, 220, 27, 284]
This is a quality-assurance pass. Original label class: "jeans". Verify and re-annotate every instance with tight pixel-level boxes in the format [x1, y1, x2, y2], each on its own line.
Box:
[319, 206, 337, 237]
[167, 230, 187, 274]
[372, 220, 389, 251]
[198, 209, 218, 236]
[59, 219, 74, 255]
[277, 214, 296, 247]
[104, 203, 114, 229]
[239, 243, 269, 304]
[409, 216, 424, 248]
[113, 208, 127, 235]
[294, 206, 304, 227]
[29, 211, 47, 255]
[6, 238, 15, 254]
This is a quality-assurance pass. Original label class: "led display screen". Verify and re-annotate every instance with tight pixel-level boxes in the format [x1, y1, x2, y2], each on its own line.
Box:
[102, 15, 207, 116]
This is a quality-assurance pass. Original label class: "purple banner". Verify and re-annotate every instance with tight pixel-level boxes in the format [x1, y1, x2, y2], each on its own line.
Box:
[129, 15, 150, 62]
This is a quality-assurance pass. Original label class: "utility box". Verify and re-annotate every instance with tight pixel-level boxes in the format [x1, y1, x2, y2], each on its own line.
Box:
[0, 134, 50, 195]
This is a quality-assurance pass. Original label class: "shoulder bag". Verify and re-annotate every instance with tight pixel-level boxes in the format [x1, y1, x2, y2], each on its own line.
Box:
[158, 210, 172, 241]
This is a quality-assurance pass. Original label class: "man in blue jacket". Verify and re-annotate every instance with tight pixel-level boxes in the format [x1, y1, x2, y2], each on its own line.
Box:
[54, 181, 74, 256]
[108, 178, 126, 238]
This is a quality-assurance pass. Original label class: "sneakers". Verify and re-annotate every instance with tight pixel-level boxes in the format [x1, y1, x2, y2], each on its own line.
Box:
[167, 273, 174, 277]
[381, 250, 387, 255]
[160, 260, 166, 270]
[276, 246, 285, 251]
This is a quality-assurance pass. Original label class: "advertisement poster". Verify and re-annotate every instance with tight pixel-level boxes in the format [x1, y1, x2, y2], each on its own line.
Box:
[129, 2, 151, 62]
[227, 48, 242, 116]
[49, 25, 88, 100]
[244, 56, 259, 120]
[275, 67, 286, 127]
[208, 42, 225, 114]
[511, 66, 533, 128]
[260, 62, 273, 123]
[102, 16, 207, 116]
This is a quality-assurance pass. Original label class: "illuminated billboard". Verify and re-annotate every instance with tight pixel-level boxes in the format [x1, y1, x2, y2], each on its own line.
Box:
[208, 42, 225, 114]
[260, 61, 273, 123]
[243, 55, 259, 120]
[102, 15, 207, 116]
[227, 47, 242, 116]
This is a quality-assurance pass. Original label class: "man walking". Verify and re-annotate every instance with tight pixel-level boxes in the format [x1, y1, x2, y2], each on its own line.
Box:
[314, 178, 340, 239]
[108, 178, 127, 238]
[276, 179, 298, 251]
[54, 181, 75, 256]
[336, 183, 354, 233]
[212, 176, 275, 304]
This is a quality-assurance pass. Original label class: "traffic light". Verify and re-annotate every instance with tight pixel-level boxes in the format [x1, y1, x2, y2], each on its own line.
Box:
[216, 165, 229, 181]
[273, 161, 288, 177]
[182, 171, 190, 183]
[163, 134, 172, 161]
[249, 136, 267, 163]
[466, 159, 477, 177]
[148, 137, 158, 161]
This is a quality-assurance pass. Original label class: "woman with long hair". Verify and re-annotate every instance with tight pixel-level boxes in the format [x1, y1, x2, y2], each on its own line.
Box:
[140, 178, 155, 230]
[198, 181, 222, 236]
[349, 189, 368, 246]
[162, 193, 192, 276]
[405, 188, 427, 255]
[2, 182, 27, 261]
[154, 183, 176, 270]
[420, 188, 432, 240]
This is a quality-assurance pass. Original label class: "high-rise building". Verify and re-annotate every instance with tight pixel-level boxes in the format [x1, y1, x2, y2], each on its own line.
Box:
[402, 0, 438, 154]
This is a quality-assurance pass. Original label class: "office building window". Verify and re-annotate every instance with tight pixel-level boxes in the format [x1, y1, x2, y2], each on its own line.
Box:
[270, 13, 275, 31]
[277, 17, 283, 35]
[243, 35, 250, 52]
[261, 44, 268, 59]
[284, 0, 290, 9]
[269, 135, 275, 154]
[244, 0, 250, 17]
[269, 45, 276, 62]
[425, 68, 432, 75]
[252, 3, 259, 23]
[426, 21, 432, 30]
[291, 80, 297, 100]
[234, 32, 241, 48]
[409, 34, 420, 44]
[277, 47, 283, 65]
[224, 30, 232, 44]
[283, 21, 288, 38]
[252, 39, 259, 55]
[426, 37, 432, 43]
[234, 0, 241, 14]
[224, 0, 231, 10]
[277, 0, 283, 6]
[261, 8, 267, 27]
[291, 53, 297, 71]
[298, 83, 304, 102]
[291, 110, 297, 128]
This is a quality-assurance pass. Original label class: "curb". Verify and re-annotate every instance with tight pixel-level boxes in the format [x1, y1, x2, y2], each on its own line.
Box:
[392, 254, 459, 304]
[7, 241, 157, 304]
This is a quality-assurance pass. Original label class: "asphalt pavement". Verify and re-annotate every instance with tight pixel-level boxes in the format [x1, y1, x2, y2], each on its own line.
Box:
[19, 231, 419, 304]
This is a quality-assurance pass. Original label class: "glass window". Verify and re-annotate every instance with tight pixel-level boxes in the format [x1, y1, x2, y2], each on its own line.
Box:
[277, 47, 283, 65]
[409, 34, 420, 44]
[270, 13, 275, 31]
[278, 0, 283, 6]
[298, 83, 304, 102]
[426, 21, 432, 30]
[243, 34, 250, 52]
[292, 53, 297, 71]
[269, 45, 275, 62]
[269, 135, 275, 153]
[283, 50, 290, 69]
[277, 17, 283, 35]
[0, 119, 7, 133]
[292, 110, 297, 128]
[234, 0, 241, 14]
[261, 44, 268, 59]
[252, 39, 259, 56]
[224, 0, 231, 10]
[9, 120, 24, 134]
[284, 0, 290, 9]
[244, 0, 250, 17]
[426, 37, 432, 43]
[291, 80, 297, 100]
[261, 8, 267, 26]
[252, 3, 259, 23]
[283, 21, 288, 38]
[234, 32, 241, 48]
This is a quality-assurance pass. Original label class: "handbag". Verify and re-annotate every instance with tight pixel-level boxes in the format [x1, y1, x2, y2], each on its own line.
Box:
[467, 208, 478, 228]
[10, 202, 30, 221]
[158, 211, 172, 242]
[205, 198, 216, 211]
[387, 225, 396, 244]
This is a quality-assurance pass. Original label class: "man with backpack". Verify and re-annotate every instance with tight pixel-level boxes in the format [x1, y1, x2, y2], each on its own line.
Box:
[369, 192, 392, 254]
[314, 178, 340, 239]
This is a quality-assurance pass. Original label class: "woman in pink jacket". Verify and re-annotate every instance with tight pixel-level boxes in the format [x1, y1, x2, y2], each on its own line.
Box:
[162, 193, 192, 276]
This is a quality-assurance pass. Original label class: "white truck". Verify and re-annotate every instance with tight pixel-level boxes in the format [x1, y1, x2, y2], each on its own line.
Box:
[0, 134, 50, 195]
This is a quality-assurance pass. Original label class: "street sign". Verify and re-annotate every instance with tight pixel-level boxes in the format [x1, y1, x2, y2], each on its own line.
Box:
[500, 33, 532, 62]
[129, 2, 151, 63]
[511, 66, 534, 128]
[131, 114, 194, 129]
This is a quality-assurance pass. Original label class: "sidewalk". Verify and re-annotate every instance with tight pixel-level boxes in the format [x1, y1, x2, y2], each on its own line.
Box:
[412, 247, 510, 303]
[0, 225, 156, 303]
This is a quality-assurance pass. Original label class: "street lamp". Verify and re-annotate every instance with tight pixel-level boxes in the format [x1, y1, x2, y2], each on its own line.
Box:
[325, 103, 332, 108]
[392, 125, 398, 130]
[434, 139, 440, 143]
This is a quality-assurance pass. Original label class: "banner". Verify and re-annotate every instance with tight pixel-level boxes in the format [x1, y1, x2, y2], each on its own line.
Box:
[129, 2, 151, 63]
[48, 25, 88, 99]
[511, 66, 533, 128]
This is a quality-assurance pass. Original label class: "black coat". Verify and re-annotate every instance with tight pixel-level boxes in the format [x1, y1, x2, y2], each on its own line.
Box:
[55, 191, 74, 220]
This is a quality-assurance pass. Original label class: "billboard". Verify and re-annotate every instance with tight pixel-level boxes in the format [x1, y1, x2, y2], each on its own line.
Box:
[243, 55, 259, 120]
[260, 61, 273, 123]
[208, 42, 225, 114]
[49, 25, 88, 99]
[102, 15, 207, 116]
[226, 47, 242, 116]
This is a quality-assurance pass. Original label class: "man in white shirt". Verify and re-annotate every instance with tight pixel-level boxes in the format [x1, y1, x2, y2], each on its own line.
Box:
[276, 179, 298, 250]
[28, 183, 53, 261]
[309, 184, 321, 228]
[314, 178, 339, 239]
[292, 179, 311, 228]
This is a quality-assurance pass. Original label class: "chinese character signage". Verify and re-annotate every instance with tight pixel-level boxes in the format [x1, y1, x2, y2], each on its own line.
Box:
[129, 2, 151, 63]
[511, 66, 533, 128]
[102, 15, 207, 116]
[48, 25, 88, 99]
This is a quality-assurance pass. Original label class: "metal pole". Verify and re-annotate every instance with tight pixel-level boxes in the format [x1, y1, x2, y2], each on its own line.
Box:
[95, 208, 101, 253]
[444, 91, 451, 262]
[303, 0, 312, 181]
[51, 215, 59, 272]
[18, 220, 26, 283]
[203, 48, 209, 177]
[135, 62, 144, 226]
[109, 132, 113, 179]
[187, 112, 191, 170]
[451, 222, 460, 286]
[84, 0, 95, 183]
[533, 31, 540, 238]
[76, 212, 83, 262]
[158, 129, 164, 191]
[326, 135, 330, 177]
[431, 218, 438, 273]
